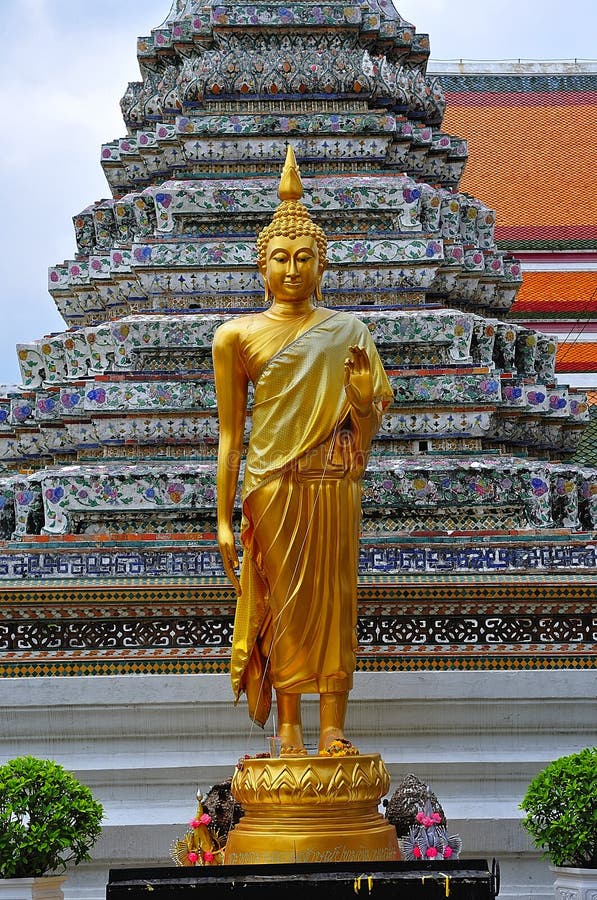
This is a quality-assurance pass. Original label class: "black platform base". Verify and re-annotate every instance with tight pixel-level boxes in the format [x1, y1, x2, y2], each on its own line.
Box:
[107, 859, 500, 900]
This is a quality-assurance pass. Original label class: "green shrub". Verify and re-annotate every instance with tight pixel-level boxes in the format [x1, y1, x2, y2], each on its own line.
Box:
[0, 756, 104, 878]
[520, 748, 597, 868]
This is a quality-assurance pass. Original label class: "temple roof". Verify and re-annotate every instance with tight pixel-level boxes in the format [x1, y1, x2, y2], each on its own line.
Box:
[514, 271, 597, 317]
[439, 68, 597, 381]
[439, 72, 597, 251]
[556, 342, 597, 372]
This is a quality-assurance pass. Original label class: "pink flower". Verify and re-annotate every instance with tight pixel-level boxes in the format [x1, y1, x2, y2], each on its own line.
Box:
[431, 812, 442, 824]
[413, 846, 422, 859]
[189, 818, 201, 829]
[199, 813, 212, 826]
[187, 851, 198, 863]
[444, 846, 453, 858]
[203, 851, 214, 863]
[426, 847, 438, 858]
[415, 811, 425, 824]
[422, 816, 434, 827]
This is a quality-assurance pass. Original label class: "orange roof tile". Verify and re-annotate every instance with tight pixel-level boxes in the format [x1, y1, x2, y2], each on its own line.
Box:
[442, 96, 597, 244]
[512, 271, 597, 314]
[556, 342, 597, 372]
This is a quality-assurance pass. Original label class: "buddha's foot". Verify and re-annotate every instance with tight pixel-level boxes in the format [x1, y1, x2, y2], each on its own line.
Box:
[278, 721, 305, 755]
[280, 745, 308, 758]
[318, 726, 345, 753]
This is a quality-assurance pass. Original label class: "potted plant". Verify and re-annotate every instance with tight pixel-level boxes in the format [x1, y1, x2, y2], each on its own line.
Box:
[520, 747, 597, 899]
[0, 756, 104, 900]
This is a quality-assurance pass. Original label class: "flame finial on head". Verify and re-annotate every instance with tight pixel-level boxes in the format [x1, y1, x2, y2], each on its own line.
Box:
[278, 144, 303, 202]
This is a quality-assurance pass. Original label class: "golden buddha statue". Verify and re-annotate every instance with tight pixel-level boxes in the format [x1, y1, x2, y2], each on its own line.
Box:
[213, 146, 393, 756]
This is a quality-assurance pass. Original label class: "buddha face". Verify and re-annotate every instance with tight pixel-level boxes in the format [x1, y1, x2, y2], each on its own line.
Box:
[261, 235, 323, 304]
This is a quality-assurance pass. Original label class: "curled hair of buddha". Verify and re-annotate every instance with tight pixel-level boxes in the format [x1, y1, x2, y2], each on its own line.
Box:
[257, 145, 328, 269]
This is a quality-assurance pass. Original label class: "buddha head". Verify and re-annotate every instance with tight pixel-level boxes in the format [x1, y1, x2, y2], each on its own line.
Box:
[257, 145, 327, 305]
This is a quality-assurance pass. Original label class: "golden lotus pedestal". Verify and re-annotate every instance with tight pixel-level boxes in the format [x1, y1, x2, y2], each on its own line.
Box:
[224, 753, 399, 866]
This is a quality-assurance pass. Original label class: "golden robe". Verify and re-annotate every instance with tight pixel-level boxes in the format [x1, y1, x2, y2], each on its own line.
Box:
[230, 309, 393, 726]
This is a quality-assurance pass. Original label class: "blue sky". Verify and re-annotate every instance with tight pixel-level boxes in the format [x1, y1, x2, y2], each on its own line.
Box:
[0, 0, 595, 385]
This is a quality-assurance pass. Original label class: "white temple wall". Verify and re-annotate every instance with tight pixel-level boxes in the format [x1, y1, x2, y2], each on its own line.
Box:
[1, 670, 594, 900]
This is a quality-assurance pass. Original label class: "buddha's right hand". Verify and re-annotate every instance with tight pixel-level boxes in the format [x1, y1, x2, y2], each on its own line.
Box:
[218, 523, 242, 596]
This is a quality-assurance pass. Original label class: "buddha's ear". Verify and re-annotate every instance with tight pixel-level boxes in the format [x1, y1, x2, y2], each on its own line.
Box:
[315, 270, 324, 304]
[259, 265, 271, 304]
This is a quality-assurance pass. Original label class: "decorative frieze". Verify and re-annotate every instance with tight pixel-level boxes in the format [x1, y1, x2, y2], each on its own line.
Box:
[3, 609, 596, 653]
[0, 537, 594, 581]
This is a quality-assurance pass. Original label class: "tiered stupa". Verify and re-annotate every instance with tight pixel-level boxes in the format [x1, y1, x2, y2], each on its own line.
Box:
[0, 0, 597, 672]
[1, 2, 595, 894]
[2, 1, 595, 556]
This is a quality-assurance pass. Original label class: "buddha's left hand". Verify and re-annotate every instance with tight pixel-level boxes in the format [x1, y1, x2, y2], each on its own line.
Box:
[344, 345, 373, 417]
